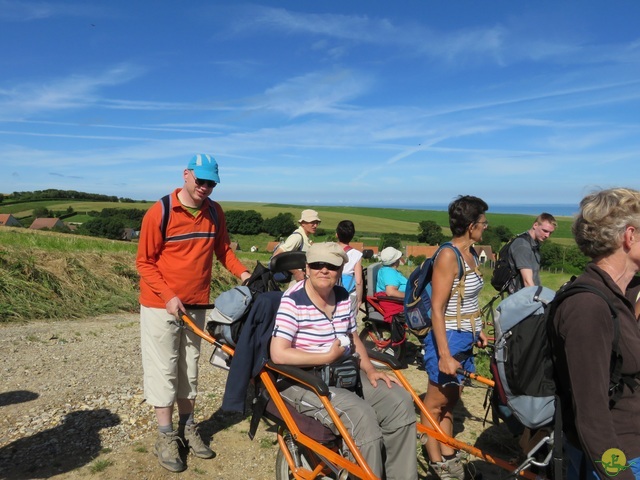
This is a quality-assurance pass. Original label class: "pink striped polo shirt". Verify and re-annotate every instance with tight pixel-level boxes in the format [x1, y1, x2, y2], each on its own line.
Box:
[273, 281, 356, 353]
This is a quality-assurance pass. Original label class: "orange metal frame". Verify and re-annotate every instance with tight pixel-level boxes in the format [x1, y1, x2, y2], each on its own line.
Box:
[179, 312, 379, 479]
[178, 311, 543, 480]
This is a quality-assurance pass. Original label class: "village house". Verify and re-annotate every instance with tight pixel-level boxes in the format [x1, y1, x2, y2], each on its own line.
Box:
[405, 244, 494, 265]
[29, 217, 66, 230]
[405, 245, 439, 260]
[0, 214, 23, 227]
[473, 245, 494, 266]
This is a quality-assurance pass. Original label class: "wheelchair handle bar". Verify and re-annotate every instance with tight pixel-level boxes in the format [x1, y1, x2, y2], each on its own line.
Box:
[456, 368, 494, 387]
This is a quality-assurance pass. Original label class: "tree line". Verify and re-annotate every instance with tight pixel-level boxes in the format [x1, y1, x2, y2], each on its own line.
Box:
[21, 200, 590, 272]
[225, 210, 327, 239]
[1, 190, 135, 204]
[411, 220, 588, 273]
[59, 208, 316, 242]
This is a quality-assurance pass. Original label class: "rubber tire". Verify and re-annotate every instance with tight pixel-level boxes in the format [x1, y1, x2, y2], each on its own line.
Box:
[275, 447, 295, 480]
[359, 322, 407, 366]
[275, 443, 334, 480]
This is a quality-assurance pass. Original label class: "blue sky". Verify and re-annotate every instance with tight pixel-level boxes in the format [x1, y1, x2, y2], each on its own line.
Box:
[1, 1, 639, 210]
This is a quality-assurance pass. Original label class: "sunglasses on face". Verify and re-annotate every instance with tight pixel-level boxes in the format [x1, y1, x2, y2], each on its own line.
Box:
[308, 262, 341, 271]
[190, 170, 216, 189]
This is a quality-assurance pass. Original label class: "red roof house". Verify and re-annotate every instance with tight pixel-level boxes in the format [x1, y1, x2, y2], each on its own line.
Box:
[0, 214, 22, 227]
[29, 218, 66, 230]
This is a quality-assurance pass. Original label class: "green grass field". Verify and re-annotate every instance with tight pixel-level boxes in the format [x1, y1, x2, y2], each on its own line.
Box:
[0, 227, 138, 253]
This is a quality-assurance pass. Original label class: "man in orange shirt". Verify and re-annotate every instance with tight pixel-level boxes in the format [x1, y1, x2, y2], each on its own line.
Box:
[137, 154, 250, 472]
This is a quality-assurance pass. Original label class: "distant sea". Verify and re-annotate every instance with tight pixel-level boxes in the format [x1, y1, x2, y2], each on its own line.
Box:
[363, 204, 578, 217]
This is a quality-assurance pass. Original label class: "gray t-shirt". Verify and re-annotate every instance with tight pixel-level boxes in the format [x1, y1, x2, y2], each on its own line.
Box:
[509, 233, 541, 292]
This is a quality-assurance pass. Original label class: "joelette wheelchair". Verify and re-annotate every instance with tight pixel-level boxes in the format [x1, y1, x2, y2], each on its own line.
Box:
[177, 252, 550, 479]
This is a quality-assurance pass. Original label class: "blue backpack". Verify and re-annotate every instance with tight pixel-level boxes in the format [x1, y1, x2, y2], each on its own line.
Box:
[403, 243, 465, 332]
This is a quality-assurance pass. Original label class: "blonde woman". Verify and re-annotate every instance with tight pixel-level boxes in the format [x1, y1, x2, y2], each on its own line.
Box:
[550, 188, 640, 480]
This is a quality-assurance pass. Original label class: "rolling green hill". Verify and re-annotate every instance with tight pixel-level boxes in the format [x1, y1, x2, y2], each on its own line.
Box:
[1, 198, 575, 240]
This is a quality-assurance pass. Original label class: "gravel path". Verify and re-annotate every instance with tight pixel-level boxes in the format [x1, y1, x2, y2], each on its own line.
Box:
[0, 314, 278, 480]
[0, 315, 518, 480]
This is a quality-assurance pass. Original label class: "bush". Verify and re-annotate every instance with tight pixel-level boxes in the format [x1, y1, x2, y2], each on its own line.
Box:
[409, 255, 426, 265]
[225, 210, 264, 235]
[417, 220, 445, 245]
[379, 233, 401, 250]
[78, 217, 126, 240]
[263, 213, 296, 238]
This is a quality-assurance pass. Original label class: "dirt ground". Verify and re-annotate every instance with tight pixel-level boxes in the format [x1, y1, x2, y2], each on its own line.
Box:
[0, 314, 526, 480]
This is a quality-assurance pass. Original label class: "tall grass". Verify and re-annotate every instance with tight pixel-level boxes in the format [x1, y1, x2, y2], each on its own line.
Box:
[0, 229, 244, 322]
[0, 228, 137, 253]
[0, 208, 576, 322]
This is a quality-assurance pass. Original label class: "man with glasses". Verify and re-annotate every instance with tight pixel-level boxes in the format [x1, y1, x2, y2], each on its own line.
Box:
[508, 212, 557, 292]
[137, 154, 250, 472]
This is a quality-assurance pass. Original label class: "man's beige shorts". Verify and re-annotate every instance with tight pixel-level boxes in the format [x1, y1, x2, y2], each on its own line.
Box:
[140, 306, 206, 407]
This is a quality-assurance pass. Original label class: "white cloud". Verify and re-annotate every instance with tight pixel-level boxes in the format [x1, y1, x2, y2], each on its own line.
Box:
[0, 64, 145, 117]
[0, 0, 107, 21]
[256, 69, 372, 117]
[230, 6, 640, 69]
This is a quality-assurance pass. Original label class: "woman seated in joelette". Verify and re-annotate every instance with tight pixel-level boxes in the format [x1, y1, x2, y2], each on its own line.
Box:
[270, 242, 418, 480]
[374, 246, 408, 322]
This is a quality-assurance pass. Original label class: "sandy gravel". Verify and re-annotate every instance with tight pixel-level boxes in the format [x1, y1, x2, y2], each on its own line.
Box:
[0, 314, 520, 480]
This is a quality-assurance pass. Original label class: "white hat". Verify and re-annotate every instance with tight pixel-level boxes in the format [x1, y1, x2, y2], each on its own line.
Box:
[380, 247, 402, 266]
[299, 209, 321, 223]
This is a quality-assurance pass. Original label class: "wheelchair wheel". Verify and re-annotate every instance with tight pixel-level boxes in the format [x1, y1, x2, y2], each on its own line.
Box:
[359, 321, 407, 366]
[275, 442, 334, 480]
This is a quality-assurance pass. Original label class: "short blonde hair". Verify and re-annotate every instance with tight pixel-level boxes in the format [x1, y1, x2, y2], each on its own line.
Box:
[573, 188, 640, 259]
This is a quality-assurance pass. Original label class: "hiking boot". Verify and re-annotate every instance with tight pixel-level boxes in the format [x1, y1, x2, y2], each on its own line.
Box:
[181, 423, 214, 459]
[444, 454, 466, 480]
[430, 460, 464, 480]
[154, 430, 186, 472]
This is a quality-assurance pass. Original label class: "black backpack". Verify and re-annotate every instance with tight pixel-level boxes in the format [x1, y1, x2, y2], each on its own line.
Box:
[269, 231, 303, 283]
[205, 261, 282, 348]
[490, 232, 528, 292]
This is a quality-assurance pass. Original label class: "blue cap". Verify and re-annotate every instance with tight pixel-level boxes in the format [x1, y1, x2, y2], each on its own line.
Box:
[187, 154, 220, 183]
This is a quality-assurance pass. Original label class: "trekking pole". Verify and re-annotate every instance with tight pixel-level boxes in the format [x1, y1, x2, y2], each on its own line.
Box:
[456, 368, 494, 388]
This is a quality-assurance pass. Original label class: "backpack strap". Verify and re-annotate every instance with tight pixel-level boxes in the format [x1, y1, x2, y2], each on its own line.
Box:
[160, 194, 171, 241]
[206, 199, 220, 246]
[160, 194, 219, 243]
[547, 280, 638, 478]
[499, 231, 532, 293]
[273, 231, 304, 257]
[437, 243, 470, 330]
[550, 283, 637, 407]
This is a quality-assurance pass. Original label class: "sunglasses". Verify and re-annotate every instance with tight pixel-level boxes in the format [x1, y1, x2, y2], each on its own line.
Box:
[308, 262, 341, 271]
[190, 170, 216, 189]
